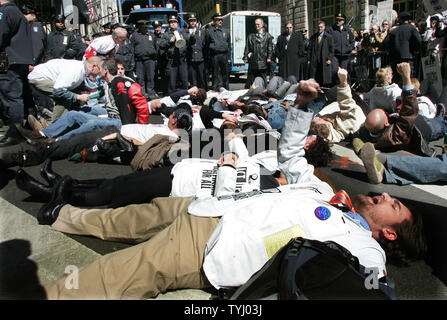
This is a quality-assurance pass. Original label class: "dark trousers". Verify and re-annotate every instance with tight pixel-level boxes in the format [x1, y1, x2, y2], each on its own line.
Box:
[67, 165, 174, 208]
[188, 60, 207, 90]
[166, 58, 188, 94]
[135, 59, 157, 98]
[245, 67, 268, 89]
[0, 64, 34, 138]
[211, 53, 229, 91]
[331, 55, 350, 84]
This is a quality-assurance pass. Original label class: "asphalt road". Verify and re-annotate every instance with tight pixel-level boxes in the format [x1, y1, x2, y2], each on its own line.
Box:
[1, 78, 446, 300]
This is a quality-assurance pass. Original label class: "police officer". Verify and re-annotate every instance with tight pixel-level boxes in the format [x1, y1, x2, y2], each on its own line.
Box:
[152, 20, 165, 94]
[206, 13, 231, 91]
[186, 13, 207, 90]
[113, 23, 135, 79]
[130, 20, 159, 99]
[44, 14, 80, 62]
[0, 0, 34, 147]
[21, 4, 53, 120]
[159, 15, 189, 94]
[102, 22, 112, 35]
[384, 11, 422, 84]
[326, 13, 355, 84]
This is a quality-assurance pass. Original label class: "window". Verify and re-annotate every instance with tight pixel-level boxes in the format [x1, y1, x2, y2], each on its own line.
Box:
[393, 0, 418, 19]
[311, 0, 340, 33]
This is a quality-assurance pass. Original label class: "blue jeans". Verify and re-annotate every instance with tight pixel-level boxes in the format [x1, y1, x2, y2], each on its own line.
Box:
[42, 111, 121, 140]
[424, 116, 447, 141]
[384, 153, 447, 185]
[262, 100, 287, 130]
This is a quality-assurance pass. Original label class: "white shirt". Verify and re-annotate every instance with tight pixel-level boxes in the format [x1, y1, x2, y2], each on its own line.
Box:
[28, 59, 86, 90]
[120, 124, 178, 144]
[188, 107, 386, 289]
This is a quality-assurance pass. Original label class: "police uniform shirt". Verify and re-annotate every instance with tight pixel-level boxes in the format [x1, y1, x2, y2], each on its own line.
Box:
[28, 59, 87, 91]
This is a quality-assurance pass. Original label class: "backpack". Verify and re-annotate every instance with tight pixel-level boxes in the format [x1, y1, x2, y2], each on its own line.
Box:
[228, 237, 397, 300]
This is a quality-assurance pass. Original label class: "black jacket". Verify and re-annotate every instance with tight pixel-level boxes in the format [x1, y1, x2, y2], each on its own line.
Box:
[187, 28, 206, 62]
[0, 2, 33, 66]
[206, 25, 231, 56]
[385, 23, 422, 61]
[275, 31, 306, 79]
[326, 24, 354, 57]
[308, 31, 334, 85]
[243, 31, 274, 70]
[29, 21, 46, 65]
[44, 28, 80, 61]
[130, 30, 158, 61]
[115, 39, 135, 72]
[159, 28, 189, 60]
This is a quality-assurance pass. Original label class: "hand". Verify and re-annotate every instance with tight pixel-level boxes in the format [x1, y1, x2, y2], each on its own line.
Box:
[28, 65, 34, 72]
[396, 62, 411, 84]
[188, 86, 199, 96]
[337, 67, 349, 87]
[170, 36, 176, 43]
[150, 101, 162, 112]
[243, 59, 248, 64]
[280, 101, 291, 110]
[218, 152, 238, 168]
[228, 60, 231, 64]
[326, 60, 332, 65]
[76, 93, 90, 102]
[222, 113, 238, 124]
[267, 58, 271, 63]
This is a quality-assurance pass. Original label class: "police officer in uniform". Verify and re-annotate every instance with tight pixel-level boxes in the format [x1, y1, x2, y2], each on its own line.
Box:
[130, 20, 159, 99]
[159, 15, 189, 94]
[326, 13, 355, 84]
[206, 13, 231, 91]
[21, 4, 53, 119]
[0, 0, 34, 146]
[44, 14, 80, 62]
[152, 20, 165, 94]
[186, 13, 207, 90]
[102, 22, 112, 35]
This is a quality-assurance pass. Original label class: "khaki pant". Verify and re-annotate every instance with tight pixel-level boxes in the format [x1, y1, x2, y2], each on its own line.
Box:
[44, 197, 219, 300]
[29, 79, 69, 122]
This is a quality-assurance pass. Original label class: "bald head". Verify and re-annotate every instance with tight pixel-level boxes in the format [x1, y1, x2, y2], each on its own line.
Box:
[365, 109, 389, 134]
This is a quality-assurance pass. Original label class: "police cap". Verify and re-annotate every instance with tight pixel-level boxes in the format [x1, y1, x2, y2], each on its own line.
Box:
[398, 11, 411, 21]
[335, 13, 346, 20]
[188, 13, 197, 21]
[168, 15, 178, 22]
[54, 14, 65, 23]
[212, 13, 223, 20]
[152, 20, 162, 28]
[137, 20, 149, 26]
[21, 4, 37, 15]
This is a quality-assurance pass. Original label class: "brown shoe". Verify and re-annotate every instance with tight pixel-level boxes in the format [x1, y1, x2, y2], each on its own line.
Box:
[15, 125, 45, 142]
[28, 114, 44, 131]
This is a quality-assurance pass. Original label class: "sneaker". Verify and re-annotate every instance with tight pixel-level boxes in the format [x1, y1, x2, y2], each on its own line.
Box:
[27, 114, 44, 131]
[352, 138, 365, 156]
[359, 142, 384, 184]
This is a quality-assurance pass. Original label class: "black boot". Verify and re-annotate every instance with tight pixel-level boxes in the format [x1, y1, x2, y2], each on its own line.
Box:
[15, 169, 52, 202]
[37, 175, 71, 225]
[40, 158, 61, 187]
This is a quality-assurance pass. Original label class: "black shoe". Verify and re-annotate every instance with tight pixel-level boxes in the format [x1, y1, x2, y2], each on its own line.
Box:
[116, 132, 135, 153]
[436, 103, 445, 118]
[37, 175, 71, 225]
[0, 136, 23, 148]
[15, 169, 52, 202]
[40, 158, 61, 187]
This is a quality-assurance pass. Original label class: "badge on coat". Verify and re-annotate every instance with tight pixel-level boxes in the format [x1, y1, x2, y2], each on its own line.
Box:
[33, 26, 39, 32]
[0, 13, 3, 21]
[124, 81, 131, 88]
[63, 36, 68, 45]
[314, 206, 331, 220]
